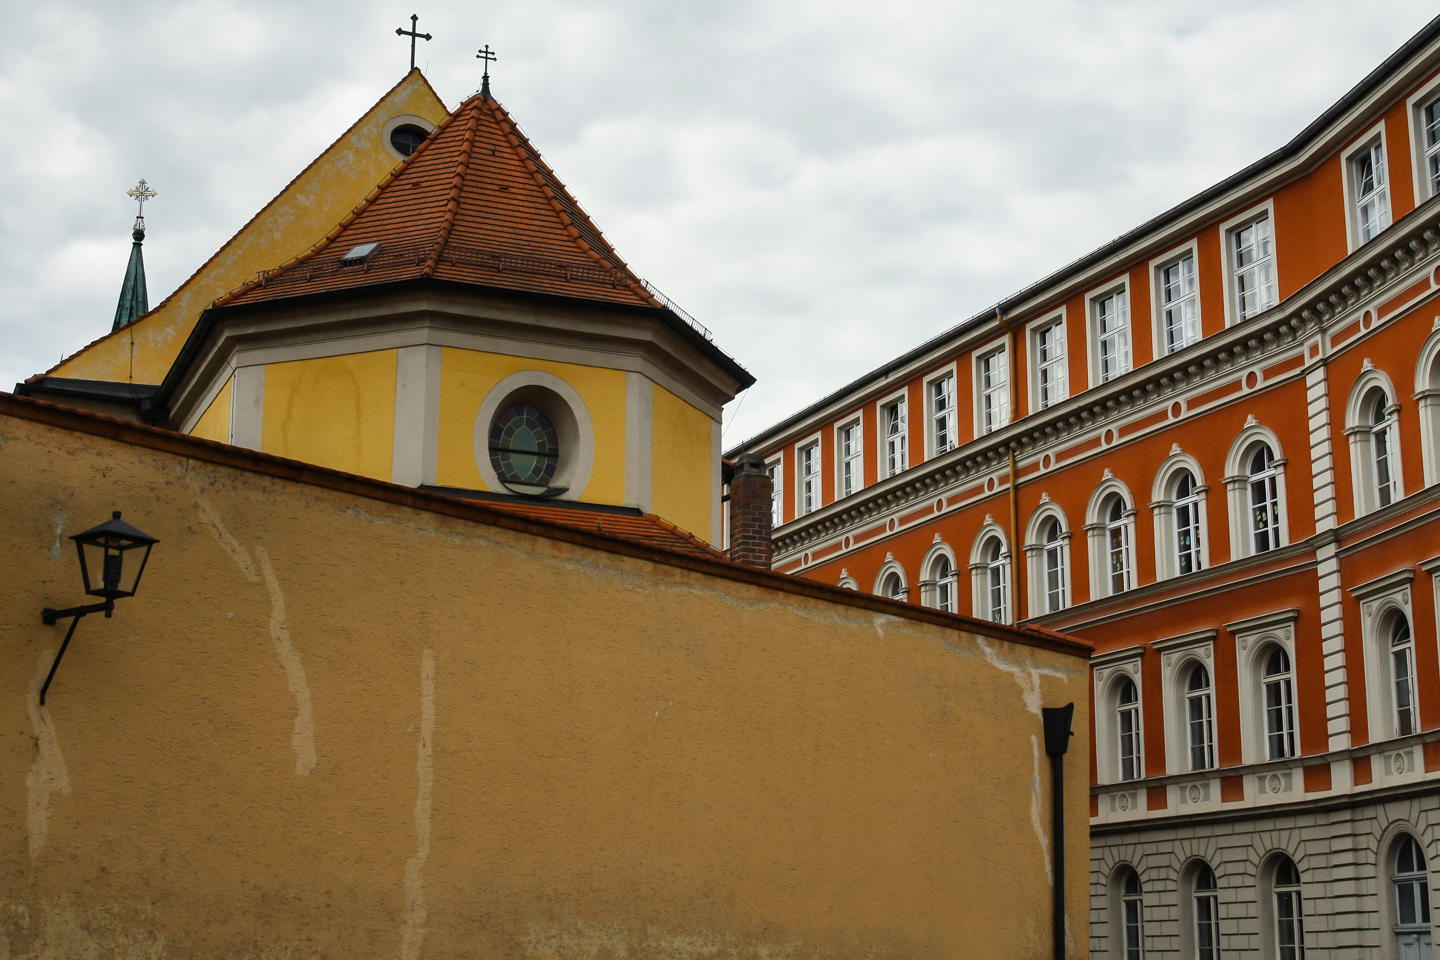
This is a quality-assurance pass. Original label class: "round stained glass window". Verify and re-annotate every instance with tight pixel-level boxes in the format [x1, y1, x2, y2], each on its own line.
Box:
[489, 404, 559, 488]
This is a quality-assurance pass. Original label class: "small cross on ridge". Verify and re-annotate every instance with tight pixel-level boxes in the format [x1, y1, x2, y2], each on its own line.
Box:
[126, 179, 156, 231]
[396, 14, 432, 72]
[476, 44, 497, 98]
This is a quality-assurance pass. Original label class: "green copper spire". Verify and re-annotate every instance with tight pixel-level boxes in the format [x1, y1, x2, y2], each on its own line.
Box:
[112, 179, 156, 333]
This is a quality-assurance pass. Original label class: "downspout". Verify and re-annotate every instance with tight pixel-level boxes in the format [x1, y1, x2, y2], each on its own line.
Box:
[997, 308, 1022, 623]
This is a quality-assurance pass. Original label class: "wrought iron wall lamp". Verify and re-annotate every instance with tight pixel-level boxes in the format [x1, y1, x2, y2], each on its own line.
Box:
[38, 511, 159, 705]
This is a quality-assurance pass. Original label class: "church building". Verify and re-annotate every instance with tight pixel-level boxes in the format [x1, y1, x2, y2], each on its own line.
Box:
[732, 15, 1440, 959]
[2, 62, 1091, 959]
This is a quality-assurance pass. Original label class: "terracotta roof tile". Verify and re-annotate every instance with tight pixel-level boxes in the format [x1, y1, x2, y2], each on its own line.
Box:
[445, 495, 731, 563]
[221, 93, 660, 311]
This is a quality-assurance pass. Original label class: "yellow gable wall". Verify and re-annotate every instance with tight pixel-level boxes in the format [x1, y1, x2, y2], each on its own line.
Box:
[49, 71, 449, 386]
[190, 375, 233, 444]
[262, 351, 398, 479]
[436, 347, 626, 505]
[651, 383, 714, 541]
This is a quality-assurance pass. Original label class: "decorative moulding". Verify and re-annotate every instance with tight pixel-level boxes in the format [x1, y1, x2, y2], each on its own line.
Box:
[1224, 608, 1301, 639]
[1347, 567, 1416, 602]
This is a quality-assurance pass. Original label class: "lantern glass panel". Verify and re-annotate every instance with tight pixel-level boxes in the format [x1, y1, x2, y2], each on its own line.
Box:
[71, 513, 158, 600]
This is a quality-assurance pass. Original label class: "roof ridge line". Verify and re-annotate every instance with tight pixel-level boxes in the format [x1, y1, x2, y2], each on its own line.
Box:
[488, 100, 662, 308]
[212, 93, 472, 308]
[50, 69, 445, 373]
[423, 99, 483, 277]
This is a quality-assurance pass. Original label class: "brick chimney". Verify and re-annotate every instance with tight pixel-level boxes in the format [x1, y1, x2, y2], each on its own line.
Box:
[727, 453, 773, 571]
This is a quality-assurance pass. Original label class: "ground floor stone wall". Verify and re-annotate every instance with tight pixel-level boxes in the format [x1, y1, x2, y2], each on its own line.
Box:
[1089, 784, 1440, 958]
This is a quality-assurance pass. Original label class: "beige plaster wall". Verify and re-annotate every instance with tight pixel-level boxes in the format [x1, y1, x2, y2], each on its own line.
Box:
[0, 408, 1089, 960]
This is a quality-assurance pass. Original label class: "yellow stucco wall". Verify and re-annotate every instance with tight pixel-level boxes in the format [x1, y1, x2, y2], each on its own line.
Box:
[262, 351, 397, 479]
[48, 71, 449, 387]
[651, 383, 714, 539]
[189, 376, 233, 444]
[1, 406, 1090, 959]
[436, 347, 626, 504]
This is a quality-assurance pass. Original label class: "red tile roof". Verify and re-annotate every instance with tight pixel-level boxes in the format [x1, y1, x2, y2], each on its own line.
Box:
[220, 92, 660, 310]
[460, 497, 730, 562]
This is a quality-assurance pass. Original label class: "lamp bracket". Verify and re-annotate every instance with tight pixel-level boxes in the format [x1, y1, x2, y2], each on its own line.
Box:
[38, 600, 114, 705]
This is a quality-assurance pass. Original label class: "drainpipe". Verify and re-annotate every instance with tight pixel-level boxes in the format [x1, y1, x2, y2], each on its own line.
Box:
[1042, 703, 1075, 960]
[997, 308, 1022, 623]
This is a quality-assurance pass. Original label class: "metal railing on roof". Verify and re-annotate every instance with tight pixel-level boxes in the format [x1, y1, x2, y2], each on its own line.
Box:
[640, 279, 713, 342]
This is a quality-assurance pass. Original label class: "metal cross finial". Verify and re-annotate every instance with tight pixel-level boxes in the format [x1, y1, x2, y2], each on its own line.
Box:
[396, 14, 432, 72]
[476, 44, 497, 98]
[126, 179, 156, 218]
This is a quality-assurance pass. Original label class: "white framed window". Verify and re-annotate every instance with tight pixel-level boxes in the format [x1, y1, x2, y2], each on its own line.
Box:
[874, 556, 908, 602]
[1158, 630, 1218, 776]
[1227, 608, 1301, 766]
[1342, 125, 1392, 250]
[1408, 76, 1440, 205]
[1030, 313, 1068, 410]
[975, 344, 1010, 435]
[1117, 676, 1143, 783]
[926, 369, 958, 457]
[1087, 478, 1137, 600]
[797, 438, 821, 516]
[1122, 870, 1145, 960]
[766, 455, 783, 528]
[836, 416, 863, 500]
[1269, 856, 1306, 960]
[1425, 98, 1440, 199]
[1152, 451, 1209, 581]
[1146, 246, 1203, 355]
[1352, 569, 1420, 745]
[1026, 500, 1072, 615]
[1088, 280, 1132, 386]
[1184, 661, 1217, 772]
[921, 541, 958, 613]
[969, 523, 1011, 624]
[879, 392, 908, 478]
[1191, 863, 1222, 960]
[1415, 329, 1440, 488]
[1262, 646, 1297, 761]
[1224, 423, 1289, 560]
[1346, 370, 1404, 517]
[1220, 202, 1278, 325]
[1391, 834, 1433, 958]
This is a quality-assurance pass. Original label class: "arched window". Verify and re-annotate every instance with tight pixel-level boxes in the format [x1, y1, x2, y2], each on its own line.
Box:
[1263, 647, 1297, 760]
[1042, 519, 1066, 612]
[984, 538, 1009, 623]
[1026, 504, 1071, 615]
[1392, 835, 1432, 957]
[1370, 391, 1399, 508]
[1107, 497, 1133, 594]
[1391, 615, 1417, 738]
[1120, 868, 1145, 960]
[1248, 444, 1282, 554]
[932, 554, 956, 613]
[1194, 863, 1221, 960]
[1272, 856, 1305, 960]
[1117, 676, 1142, 782]
[1349, 372, 1406, 515]
[1186, 663, 1216, 771]
[1174, 471, 1204, 575]
[881, 571, 906, 601]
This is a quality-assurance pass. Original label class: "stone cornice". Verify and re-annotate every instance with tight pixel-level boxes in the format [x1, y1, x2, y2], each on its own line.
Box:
[774, 204, 1440, 560]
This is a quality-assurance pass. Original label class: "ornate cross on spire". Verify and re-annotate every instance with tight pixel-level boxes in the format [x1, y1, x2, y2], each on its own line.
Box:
[476, 44, 497, 99]
[396, 14, 432, 71]
[126, 179, 156, 234]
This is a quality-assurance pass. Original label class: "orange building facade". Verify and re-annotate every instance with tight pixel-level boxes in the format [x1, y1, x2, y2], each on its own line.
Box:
[730, 18, 1440, 959]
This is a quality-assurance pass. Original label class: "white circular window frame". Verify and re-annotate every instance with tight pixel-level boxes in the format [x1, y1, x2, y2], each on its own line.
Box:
[382, 114, 438, 162]
[473, 370, 594, 502]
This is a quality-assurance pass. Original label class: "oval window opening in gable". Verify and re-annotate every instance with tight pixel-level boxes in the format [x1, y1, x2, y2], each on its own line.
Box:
[489, 404, 560, 494]
[390, 124, 429, 157]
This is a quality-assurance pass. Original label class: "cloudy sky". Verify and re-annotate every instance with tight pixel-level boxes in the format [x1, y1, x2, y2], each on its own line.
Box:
[2, 1, 1435, 445]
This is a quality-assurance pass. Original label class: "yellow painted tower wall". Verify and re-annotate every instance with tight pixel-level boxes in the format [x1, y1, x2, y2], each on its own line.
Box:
[190, 376, 233, 444]
[48, 71, 449, 387]
[650, 383, 715, 540]
[262, 351, 398, 479]
[1, 403, 1091, 960]
[436, 347, 627, 504]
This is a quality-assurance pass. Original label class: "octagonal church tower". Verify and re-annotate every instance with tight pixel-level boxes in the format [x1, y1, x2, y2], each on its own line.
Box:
[32, 76, 752, 547]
